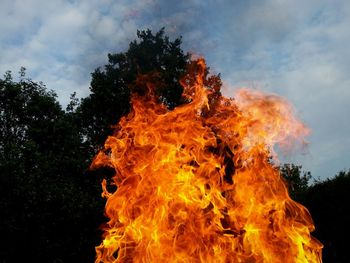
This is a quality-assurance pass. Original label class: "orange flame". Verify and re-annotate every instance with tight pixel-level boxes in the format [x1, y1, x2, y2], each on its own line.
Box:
[93, 59, 322, 262]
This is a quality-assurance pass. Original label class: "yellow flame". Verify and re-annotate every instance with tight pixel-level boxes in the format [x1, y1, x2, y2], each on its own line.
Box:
[93, 59, 322, 262]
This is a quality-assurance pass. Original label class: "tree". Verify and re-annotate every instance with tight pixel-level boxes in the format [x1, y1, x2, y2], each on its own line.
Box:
[303, 170, 350, 263]
[0, 70, 103, 262]
[0, 29, 205, 262]
[280, 163, 350, 262]
[279, 163, 312, 202]
[77, 28, 190, 155]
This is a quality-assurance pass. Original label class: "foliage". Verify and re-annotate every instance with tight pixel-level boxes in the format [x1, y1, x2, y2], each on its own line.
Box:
[279, 163, 312, 202]
[0, 70, 103, 262]
[303, 170, 350, 263]
[77, 28, 190, 154]
[0, 29, 193, 262]
[280, 164, 350, 262]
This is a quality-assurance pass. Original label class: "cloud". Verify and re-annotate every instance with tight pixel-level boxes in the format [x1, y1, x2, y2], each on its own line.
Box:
[0, 0, 349, 179]
[207, 0, 350, 179]
[0, 0, 144, 104]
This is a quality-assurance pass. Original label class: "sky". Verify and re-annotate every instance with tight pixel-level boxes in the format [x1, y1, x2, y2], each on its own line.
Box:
[1, 0, 349, 180]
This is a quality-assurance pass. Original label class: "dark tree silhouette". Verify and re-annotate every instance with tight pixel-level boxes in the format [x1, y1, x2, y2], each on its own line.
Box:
[280, 163, 312, 202]
[0, 69, 103, 262]
[303, 170, 350, 263]
[77, 28, 190, 155]
[280, 164, 350, 262]
[0, 29, 193, 262]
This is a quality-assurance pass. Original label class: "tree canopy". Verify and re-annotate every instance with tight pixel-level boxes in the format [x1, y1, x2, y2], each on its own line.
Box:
[0, 68, 104, 262]
[303, 170, 350, 263]
[77, 28, 190, 154]
[0, 28, 193, 262]
[279, 163, 312, 202]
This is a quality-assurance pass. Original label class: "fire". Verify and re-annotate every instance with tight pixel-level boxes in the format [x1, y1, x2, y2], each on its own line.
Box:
[93, 59, 323, 262]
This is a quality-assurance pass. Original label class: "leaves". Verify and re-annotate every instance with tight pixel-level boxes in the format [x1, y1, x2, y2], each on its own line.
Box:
[0, 71, 102, 262]
[77, 28, 190, 154]
[0, 28, 191, 262]
[280, 163, 312, 201]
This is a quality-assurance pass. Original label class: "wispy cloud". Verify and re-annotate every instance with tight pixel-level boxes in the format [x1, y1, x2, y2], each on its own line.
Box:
[1, 0, 349, 179]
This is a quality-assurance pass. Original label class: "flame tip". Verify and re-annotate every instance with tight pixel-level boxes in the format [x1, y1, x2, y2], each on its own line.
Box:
[94, 59, 322, 262]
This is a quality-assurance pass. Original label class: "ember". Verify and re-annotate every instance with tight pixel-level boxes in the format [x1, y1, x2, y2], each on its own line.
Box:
[92, 59, 323, 262]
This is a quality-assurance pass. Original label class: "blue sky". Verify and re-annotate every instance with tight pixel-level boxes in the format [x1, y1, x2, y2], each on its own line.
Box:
[1, 0, 349, 180]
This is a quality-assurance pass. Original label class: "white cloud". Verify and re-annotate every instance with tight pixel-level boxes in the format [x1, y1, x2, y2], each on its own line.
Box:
[213, 1, 350, 179]
[0, 0, 145, 104]
[0, 0, 349, 179]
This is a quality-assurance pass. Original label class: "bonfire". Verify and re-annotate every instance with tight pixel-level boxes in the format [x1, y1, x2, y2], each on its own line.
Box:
[92, 59, 323, 262]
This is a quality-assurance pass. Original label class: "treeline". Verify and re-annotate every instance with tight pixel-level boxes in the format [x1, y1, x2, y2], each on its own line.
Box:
[0, 29, 348, 262]
[280, 164, 350, 263]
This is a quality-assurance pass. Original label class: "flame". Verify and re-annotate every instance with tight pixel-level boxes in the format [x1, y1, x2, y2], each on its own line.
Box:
[93, 59, 322, 262]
